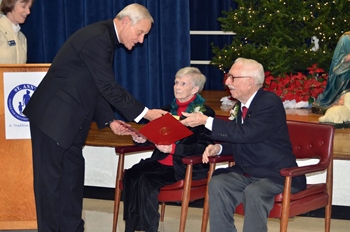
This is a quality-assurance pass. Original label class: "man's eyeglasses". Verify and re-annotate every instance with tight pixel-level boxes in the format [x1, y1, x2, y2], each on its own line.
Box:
[226, 74, 251, 81]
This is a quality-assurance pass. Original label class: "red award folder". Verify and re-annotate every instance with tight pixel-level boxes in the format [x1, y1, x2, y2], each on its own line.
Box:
[139, 113, 193, 145]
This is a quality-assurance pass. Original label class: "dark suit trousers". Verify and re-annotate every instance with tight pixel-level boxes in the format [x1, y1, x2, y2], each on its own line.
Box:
[30, 124, 86, 232]
[208, 171, 285, 232]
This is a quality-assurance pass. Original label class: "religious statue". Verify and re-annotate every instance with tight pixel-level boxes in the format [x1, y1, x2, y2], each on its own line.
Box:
[312, 31, 350, 114]
[319, 92, 350, 125]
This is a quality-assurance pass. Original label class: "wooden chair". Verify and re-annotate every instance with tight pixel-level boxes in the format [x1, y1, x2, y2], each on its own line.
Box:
[112, 145, 208, 232]
[201, 120, 335, 232]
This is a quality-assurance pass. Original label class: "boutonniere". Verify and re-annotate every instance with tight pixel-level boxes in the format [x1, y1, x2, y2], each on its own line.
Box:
[229, 104, 239, 120]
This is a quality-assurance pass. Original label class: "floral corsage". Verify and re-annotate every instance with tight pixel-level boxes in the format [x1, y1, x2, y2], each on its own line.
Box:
[191, 104, 206, 113]
[186, 94, 206, 113]
[171, 94, 206, 115]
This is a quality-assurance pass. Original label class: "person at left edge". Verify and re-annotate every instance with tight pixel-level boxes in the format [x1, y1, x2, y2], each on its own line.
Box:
[23, 3, 166, 232]
[0, 0, 33, 63]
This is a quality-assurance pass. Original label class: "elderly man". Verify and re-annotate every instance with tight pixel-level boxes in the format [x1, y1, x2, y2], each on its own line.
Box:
[23, 3, 165, 232]
[181, 58, 306, 232]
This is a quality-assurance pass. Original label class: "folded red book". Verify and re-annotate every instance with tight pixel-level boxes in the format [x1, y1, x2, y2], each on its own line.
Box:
[120, 113, 193, 145]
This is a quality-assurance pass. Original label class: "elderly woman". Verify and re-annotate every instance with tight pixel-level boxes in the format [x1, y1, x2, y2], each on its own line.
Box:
[123, 67, 215, 232]
[0, 0, 33, 63]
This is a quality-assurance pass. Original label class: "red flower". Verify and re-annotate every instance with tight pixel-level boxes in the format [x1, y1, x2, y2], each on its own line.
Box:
[263, 64, 327, 103]
[307, 63, 325, 75]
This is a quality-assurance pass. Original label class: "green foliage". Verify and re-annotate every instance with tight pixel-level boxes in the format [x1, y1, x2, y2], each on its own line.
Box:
[211, 0, 350, 76]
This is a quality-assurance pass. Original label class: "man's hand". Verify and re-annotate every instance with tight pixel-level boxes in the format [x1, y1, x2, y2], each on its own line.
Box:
[144, 109, 167, 121]
[202, 144, 221, 163]
[181, 112, 208, 127]
[109, 120, 133, 135]
[131, 134, 147, 143]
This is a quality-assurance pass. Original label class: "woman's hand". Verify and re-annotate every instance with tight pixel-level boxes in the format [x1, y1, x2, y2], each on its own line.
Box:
[155, 144, 172, 153]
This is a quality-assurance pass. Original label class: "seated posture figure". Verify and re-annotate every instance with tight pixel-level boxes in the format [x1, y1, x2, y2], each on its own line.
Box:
[314, 31, 350, 112]
[122, 67, 215, 232]
[181, 58, 307, 232]
[319, 92, 350, 124]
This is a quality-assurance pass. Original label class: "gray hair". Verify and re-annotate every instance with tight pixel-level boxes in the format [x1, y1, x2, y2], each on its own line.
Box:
[234, 57, 265, 87]
[116, 3, 154, 25]
[175, 67, 206, 93]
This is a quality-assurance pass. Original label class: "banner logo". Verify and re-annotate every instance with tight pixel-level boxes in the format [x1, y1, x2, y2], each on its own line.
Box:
[7, 83, 36, 122]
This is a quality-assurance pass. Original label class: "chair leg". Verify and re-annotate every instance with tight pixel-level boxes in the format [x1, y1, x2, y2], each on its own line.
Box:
[325, 158, 333, 232]
[201, 189, 210, 232]
[201, 163, 215, 232]
[112, 187, 122, 232]
[179, 164, 193, 232]
[112, 152, 125, 232]
[160, 202, 166, 222]
[325, 204, 332, 232]
[279, 177, 292, 232]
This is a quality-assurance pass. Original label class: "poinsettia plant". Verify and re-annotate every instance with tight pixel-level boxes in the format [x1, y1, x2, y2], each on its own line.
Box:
[263, 64, 328, 103]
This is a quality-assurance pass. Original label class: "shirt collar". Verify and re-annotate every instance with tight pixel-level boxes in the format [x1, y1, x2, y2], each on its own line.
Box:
[241, 90, 258, 110]
[12, 22, 21, 33]
[113, 19, 120, 43]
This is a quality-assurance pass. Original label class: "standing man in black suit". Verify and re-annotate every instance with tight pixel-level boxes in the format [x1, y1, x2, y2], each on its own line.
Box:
[181, 58, 306, 232]
[23, 3, 165, 232]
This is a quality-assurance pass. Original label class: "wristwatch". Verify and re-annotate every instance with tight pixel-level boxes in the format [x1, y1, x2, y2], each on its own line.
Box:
[105, 120, 114, 128]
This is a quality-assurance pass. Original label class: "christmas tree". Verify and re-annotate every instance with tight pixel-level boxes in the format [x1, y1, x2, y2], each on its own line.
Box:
[211, 0, 350, 76]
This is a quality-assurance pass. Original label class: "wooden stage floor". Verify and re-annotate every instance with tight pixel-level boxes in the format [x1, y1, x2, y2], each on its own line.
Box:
[200, 90, 350, 160]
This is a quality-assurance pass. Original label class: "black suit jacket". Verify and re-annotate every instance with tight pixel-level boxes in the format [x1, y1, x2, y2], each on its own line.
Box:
[212, 88, 306, 190]
[23, 19, 145, 149]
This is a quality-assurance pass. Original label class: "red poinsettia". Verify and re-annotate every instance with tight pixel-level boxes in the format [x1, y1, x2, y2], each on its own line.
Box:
[263, 64, 328, 103]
